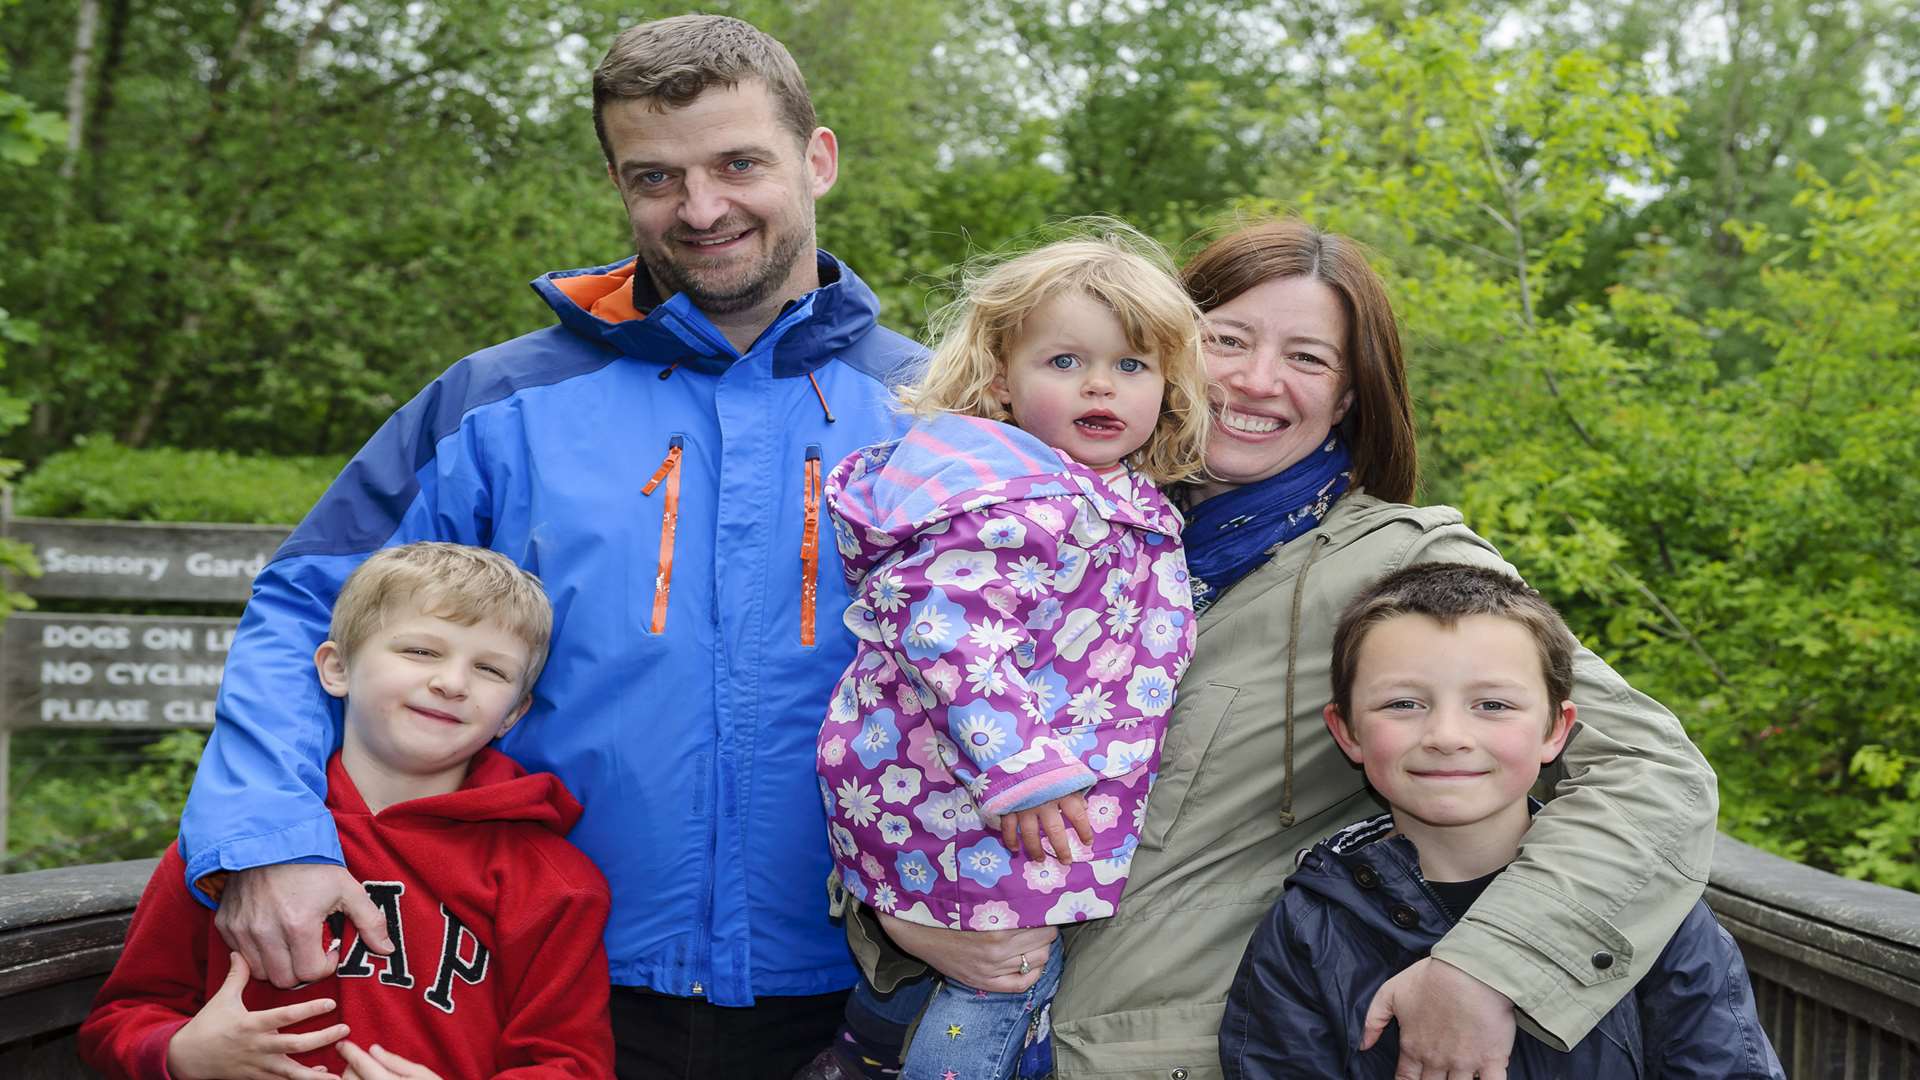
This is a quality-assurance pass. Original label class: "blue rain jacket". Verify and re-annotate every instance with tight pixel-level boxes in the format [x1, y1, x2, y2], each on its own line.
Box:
[180, 252, 923, 1004]
[1221, 814, 1785, 1079]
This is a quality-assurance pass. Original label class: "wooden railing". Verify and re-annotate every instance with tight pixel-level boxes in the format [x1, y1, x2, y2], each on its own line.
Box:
[1705, 836, 1920, 1078]
[3, 839, 1917, 1078]
[0, 858, 155, 1078]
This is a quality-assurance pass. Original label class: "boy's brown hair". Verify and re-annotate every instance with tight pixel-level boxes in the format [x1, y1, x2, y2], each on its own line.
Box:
[329, 543, 553, 689]
[1329, 562, 1575, 728]
[591, 15, 817, 162]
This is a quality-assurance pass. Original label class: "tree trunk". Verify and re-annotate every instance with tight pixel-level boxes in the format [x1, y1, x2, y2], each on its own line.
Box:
[83, 0, 131, 175]
[60, 0, 100, 182]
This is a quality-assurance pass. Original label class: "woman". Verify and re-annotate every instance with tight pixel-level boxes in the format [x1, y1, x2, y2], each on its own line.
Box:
[872, 220, 1717, 1080]
[1042, 221, 1717, 1078]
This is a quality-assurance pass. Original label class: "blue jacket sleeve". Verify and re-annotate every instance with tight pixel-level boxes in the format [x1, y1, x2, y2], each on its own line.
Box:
[178, 366, 500, 906]
[1636, 901, 1786, 1079]
[1220, 891, 1350, 1080]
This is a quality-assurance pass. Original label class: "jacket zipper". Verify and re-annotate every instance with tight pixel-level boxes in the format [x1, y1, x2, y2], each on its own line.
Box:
[801, 444, 823, 646]
[641, 435, 684, 634]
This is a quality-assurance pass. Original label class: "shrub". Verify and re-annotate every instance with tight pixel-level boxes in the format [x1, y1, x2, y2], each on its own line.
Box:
[15, 439, 344, 524]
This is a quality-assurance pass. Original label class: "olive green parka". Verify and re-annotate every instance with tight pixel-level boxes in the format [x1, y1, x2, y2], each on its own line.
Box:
[1047, 493, 1718, 1079]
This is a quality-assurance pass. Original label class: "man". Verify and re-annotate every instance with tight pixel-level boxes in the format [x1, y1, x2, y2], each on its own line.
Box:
[178, 16, 922, 1078]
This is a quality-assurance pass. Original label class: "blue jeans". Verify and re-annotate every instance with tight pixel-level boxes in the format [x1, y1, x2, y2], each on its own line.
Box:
[897, 936, 1063, 1080]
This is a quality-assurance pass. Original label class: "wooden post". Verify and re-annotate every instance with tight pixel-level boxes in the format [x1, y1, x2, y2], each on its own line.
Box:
[2, 485, 12, 860]
[0, 728, 9, 865]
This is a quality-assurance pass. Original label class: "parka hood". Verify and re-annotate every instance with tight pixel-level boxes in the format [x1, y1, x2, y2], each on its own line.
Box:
[530, 250, 883, 378]
[327, 749, 584, 837]
[827, 413, 1183, 582]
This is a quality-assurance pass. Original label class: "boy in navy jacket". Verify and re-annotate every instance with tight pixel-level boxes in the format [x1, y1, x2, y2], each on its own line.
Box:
[1221, 563, 1782, 1079]
[80, 544, 613, 1079]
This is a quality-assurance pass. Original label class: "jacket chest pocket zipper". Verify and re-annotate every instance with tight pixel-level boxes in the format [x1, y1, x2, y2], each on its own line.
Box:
[800, 444, 822, 646]
[641, 435, 685, 635]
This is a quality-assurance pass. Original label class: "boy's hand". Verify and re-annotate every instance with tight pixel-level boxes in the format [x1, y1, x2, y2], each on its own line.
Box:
[338, 1041, 444, 1080]
[216, 863, 394, 988]
[167, 952, 348, 1080]
[1361, 957, 1515, 1080]
[999, 792, 1095, 863]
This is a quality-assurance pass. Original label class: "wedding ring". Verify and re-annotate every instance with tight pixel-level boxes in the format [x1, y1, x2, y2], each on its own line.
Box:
[1019, 953, 1031, 976]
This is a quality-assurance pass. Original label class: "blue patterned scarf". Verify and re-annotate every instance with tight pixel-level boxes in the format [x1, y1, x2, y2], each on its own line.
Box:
[1184, 436, 1352, 613]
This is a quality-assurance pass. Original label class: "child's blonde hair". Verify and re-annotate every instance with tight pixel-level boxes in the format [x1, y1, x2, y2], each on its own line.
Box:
[329, 542, 554, 689]
[903, 223, 1210, 486]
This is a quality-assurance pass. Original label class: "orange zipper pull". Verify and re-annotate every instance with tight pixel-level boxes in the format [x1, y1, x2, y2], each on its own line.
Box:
[643, 437, 684, 634]
[800, 445, 822, 646]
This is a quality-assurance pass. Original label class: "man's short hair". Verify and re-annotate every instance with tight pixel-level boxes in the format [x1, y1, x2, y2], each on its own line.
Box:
[1329, 563, 1576, 726]
[591, 15, 817, 162]
[329, 543, 554, 689]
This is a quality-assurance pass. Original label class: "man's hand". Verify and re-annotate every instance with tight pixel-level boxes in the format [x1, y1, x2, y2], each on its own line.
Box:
[166, 952, 347, 1080]
[215, 864, 395, 989]
[999, 793, 1095, 864]
[339, 1041, 445, 1080]
[876, 910, 1057, 993]
[1362, 957, 1515, 1080]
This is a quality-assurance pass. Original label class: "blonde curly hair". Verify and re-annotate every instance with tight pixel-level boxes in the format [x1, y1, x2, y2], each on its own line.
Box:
[902, 223, 1210, 487]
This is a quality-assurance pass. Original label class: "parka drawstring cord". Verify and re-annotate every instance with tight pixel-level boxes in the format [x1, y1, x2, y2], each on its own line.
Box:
[659, 360, 681, 381]
[1280, 533, 1332, 829]
[807, 372, 836, 423]
[641, 436, 685, 634]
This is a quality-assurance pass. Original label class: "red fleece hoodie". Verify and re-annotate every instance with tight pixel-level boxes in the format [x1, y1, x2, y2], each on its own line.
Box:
[79, 750, 614, 1079]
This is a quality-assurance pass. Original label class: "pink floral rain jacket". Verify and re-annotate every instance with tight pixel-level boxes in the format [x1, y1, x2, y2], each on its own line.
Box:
[818, 413, 1196, 931]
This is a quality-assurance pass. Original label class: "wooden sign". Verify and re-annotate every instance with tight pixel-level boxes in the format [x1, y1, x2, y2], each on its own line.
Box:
[5, 517, 291, 603]
[0, 613, 239, 731]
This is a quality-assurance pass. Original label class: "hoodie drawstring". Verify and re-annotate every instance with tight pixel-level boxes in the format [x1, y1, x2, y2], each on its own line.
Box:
[1280, 533, 1332, 829]
[801, 445, 822, 645]
[642, 436, 684, 634]
[807, 372, 836, 423]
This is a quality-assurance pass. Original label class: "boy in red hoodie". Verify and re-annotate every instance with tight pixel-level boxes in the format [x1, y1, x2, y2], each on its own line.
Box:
[80, 543, 614, 1079]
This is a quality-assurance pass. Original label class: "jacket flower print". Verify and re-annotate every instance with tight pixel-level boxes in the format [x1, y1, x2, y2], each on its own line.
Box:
[819, 413, 1196, 930]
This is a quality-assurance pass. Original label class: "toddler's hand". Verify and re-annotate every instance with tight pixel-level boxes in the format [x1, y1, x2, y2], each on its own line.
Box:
[339, 1041, 445, 1080]
[1000, 792, 1095, 863]
[167, 951, 346, 1079]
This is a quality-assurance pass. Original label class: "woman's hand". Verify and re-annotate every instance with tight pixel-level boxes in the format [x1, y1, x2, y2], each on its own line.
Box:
[1361, 957, 1515, 1080]
[999, 792, 1095, 863]
[875, 910, 1057, 993]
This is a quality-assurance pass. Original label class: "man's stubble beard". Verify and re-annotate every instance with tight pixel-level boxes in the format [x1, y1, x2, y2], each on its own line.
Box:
[638, 204, 816, 317]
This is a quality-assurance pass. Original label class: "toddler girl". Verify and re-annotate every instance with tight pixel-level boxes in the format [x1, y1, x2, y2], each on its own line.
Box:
[813, 229, 1210, 1080]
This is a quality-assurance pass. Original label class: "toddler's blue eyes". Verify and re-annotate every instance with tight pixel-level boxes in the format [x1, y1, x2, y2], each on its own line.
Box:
[1118, 358, 1147, 373]
[1049, 354, 1079, 369]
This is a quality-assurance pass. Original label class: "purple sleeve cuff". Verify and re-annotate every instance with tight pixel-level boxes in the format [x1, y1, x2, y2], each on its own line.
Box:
[977, 758, 1098, 816]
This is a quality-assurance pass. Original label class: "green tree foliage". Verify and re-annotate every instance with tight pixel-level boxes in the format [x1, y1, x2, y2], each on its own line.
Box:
[0, 0, 53, 616]
[6, 730, 204, 871]
[0, 0, 975, 457]
[4, 0, 1917, 888]
[1268, 8, 1920, 886]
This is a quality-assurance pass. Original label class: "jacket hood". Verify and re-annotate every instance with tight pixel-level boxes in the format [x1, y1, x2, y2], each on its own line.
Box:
[530, 250, 882, 378]
[1307, 490, 1466, 552]
[1286, 813, 1456, 951]
[827, 413, 1182, 581]
[327, 749, 584, 836]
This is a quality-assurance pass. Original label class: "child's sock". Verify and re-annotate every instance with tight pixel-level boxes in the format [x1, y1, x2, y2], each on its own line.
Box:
[832, 978, 920, 1079]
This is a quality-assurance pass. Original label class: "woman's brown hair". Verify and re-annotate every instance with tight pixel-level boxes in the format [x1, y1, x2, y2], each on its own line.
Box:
[1180, 220, 1419, 503]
